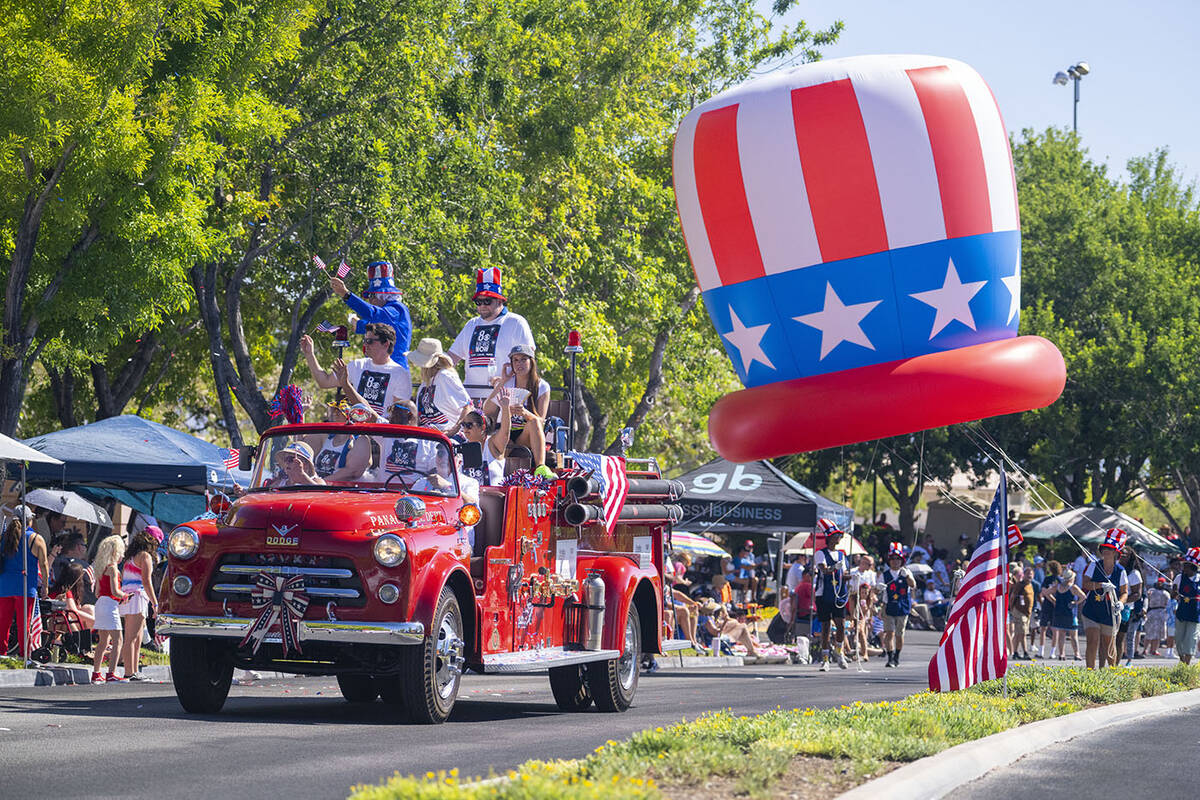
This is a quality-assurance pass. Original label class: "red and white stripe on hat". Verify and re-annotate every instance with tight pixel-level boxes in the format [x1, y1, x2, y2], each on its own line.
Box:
[368, 261, 394, 281]
[817, 517, 842, 536]
[673, 54, 1019, 293]
[1184, 547, 1200, 566]
[888, 541, 905, 558]
[1101, 528, 1127, 550]
[477, 267, 501, 285]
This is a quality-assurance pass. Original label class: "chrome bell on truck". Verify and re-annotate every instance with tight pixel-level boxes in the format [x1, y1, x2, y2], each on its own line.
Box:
[581, 570, 606, 651]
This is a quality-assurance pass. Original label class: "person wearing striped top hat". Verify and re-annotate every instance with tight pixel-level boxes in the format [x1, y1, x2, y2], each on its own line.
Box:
[1080, 528, 1129, 669]
[1171, 547, 1200, 665]
[331, 260, 412, 363]
[875, 542, 915, 668]
[449, 268, 534, 401]
[812, 518, 850, 671]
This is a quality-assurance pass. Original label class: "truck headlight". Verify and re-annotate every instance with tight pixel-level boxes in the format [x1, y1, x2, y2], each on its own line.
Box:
[373, 534, 407, 567]
[168, 526, 199, 560]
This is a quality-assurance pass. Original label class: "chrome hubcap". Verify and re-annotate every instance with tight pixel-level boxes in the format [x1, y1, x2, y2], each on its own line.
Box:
[617, 615, 637, 690]
[434, 614, 464, 699]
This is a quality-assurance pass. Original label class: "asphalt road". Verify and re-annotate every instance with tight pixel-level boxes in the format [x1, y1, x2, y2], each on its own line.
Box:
[947, 707, 1200, 798]
[0, 633, 939, 800]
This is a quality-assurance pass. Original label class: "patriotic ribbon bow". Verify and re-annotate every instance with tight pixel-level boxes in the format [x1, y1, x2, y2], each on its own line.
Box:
[238, 571, 310, 656]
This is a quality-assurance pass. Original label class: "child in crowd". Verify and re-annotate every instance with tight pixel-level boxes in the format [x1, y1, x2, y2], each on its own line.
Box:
[90, 535, 127, 683]
[49, 561, 95, 630]
[1143, 576, 1171, 657]
[118, 528, 161, 681]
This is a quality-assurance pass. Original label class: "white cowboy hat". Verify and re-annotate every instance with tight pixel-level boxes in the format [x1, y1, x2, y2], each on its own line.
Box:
[407, 337, 446, 369]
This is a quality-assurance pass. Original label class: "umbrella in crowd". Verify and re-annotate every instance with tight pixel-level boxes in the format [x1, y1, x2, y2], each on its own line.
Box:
[783, 530, 869, 555]
[23, 488, 113, 527]
[1020, 504, 1182, 554]
[669, 530, 731, 559]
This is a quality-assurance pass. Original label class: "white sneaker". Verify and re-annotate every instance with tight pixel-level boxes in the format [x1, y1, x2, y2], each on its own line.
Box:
[836, 652, 847, 669]
[819, 659, 830, 672]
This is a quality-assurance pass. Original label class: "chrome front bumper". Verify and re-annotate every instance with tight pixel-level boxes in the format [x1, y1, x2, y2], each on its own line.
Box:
[158, 614, 425, 645]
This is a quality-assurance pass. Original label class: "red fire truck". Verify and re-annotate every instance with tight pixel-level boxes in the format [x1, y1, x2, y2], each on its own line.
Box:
[159, 422, 686, 723]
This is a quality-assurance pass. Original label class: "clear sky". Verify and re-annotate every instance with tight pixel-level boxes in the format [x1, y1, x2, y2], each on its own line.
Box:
[763, 0, 1199, 186]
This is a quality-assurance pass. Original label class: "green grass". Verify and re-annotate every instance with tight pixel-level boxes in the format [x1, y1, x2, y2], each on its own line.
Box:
[349, 664, 1200, 800]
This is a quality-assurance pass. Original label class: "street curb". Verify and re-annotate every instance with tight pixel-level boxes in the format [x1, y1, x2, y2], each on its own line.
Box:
[836, 687, 1200, 800]
[0, 664, 291, 687]
[657, 655, 746, 669]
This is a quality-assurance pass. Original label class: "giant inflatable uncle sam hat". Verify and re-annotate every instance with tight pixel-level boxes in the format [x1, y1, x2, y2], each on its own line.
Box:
[673, 55, 1066, 461]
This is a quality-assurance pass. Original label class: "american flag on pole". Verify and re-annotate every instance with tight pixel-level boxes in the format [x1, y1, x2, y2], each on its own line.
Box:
[336, 260, 351, 278]
[315, 321, 338, 333]
[1006, 523, 1023, 551]
[928, 466, 1009, 692]
[220, 448, 240, 471]
[312, 255, 326, 270]
[568, 451, 629, 535]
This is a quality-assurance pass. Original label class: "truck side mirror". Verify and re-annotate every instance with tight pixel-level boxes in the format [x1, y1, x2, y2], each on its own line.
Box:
[238, 445, 256, 472]
[455, 440, 483, 472]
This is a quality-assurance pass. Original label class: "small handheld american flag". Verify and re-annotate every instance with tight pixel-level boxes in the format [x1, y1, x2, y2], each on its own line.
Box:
[27, 600, 42, 657]
[312, 255, 326, 270]
[336, 260, 351, 278]
[315, 321, 338, 333]
[220, 448, 240, 471]
[1006, 523, 1023, 551]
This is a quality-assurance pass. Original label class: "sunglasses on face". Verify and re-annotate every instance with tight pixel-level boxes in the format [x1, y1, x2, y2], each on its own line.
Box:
[461, 421, 480, 429]
[281, 455, 300, 466]
[474, 298, 495, 307]
[363, 337, 382, 345]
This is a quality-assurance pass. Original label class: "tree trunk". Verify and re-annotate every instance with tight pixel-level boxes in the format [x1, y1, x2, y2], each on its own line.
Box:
[191, 262, 245, 447]
[582, 384, 607, 453]
[45, 366, 79, 429]
[605, 286, 700, 455]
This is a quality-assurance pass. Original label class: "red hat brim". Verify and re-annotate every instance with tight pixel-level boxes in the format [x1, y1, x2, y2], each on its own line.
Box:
[709, 336, 1066, 461]
[474, 290, 506, 301]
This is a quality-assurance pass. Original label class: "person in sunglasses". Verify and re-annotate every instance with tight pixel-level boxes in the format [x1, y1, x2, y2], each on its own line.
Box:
[449, 267, 534, 402]
[302, 322, 410, 415]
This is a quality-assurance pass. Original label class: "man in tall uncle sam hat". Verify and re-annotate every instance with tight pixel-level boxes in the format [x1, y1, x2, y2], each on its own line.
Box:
[450, 267, 534, 401]
[875, 541, 915, 668]
[1172, 547, 1200, 665]
[330, 260, 412, 363]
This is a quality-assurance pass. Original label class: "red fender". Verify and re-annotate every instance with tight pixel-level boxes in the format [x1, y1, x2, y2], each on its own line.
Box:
[584, 556, 661, 654]
[409, 550, 472, 637]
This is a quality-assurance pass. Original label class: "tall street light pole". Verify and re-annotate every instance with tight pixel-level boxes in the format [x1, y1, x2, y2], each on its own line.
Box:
[1052, 61, 1090, 134]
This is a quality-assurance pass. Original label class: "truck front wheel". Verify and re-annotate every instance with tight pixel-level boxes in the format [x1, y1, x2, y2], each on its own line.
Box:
[400, 587, 464, 723]
[170, 637, 234, 714]
[585, 604, 640, 712]
[548, 664, 592, 711]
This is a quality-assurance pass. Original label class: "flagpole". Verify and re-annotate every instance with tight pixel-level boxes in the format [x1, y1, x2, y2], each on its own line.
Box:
[1001, 464, 1009, 700]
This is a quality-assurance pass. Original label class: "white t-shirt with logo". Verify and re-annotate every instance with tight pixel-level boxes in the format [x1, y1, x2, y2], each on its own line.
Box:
[416, 369, 472, 432]
[450, 309, 534, 399]
[346, 357, 412, 412]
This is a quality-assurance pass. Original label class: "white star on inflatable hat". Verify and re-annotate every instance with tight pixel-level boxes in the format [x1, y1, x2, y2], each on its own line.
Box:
[721, 306, 775, 374]
[794, 283, 881, 360]
[909, 258, 987, 339]
[1000, 256, 1020, 325]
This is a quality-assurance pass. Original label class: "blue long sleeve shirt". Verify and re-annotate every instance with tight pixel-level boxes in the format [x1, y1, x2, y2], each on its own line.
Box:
[343, 293, 413, 362]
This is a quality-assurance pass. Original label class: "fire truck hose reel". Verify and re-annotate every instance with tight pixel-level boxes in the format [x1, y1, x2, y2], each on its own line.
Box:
[567, 477, 686, 501]
[563, 502, 683, 526]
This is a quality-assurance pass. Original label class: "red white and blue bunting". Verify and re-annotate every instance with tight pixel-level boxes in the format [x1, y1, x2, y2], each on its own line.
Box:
[238, 571, 310, 656]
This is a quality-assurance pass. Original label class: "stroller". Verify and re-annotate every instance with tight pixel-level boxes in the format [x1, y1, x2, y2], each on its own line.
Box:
[29, 599, 91, 664]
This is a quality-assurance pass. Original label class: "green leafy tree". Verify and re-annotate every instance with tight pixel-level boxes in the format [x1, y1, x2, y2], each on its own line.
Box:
[0, 0, 316, 436]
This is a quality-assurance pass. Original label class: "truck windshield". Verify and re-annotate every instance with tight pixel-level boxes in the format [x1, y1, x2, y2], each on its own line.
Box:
[250, 430, 458, 497]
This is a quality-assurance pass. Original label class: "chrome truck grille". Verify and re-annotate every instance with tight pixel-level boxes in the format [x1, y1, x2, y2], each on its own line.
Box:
[206, 553, 367, 607]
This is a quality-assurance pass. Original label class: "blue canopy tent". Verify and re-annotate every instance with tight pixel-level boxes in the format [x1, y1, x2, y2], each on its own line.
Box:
[21, 415, 245, 527]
